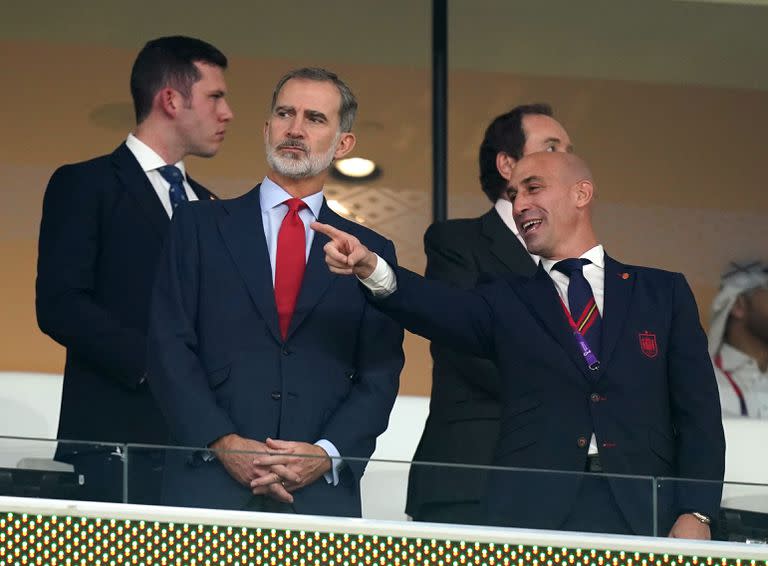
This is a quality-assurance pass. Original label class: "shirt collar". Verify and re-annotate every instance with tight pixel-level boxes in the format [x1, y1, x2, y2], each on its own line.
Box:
[259, 176, 324, 219]
[126, 133, 187, 177]
[719, 343, 758, 373]
[494, 198, 519, 235]
[540, 244, 605, 275]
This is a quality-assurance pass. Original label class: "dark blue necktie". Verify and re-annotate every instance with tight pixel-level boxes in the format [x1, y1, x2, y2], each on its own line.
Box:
[553, 258, 602, 354]
[157, 165, 188, 211]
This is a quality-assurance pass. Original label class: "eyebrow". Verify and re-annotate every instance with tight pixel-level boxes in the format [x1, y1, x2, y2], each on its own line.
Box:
[306, 110, 328, 122]
[274, 105, 329, 122]
[520, 175, 544, 186]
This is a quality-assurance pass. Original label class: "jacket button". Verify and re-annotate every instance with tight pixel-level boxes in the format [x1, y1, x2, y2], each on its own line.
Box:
[577, 436, 588, 448]
[271, 391, 281, 400]
[281, 347, 291, 356]
[590, 393, 600, 402]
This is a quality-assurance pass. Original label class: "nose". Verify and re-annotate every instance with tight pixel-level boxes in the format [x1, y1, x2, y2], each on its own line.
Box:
[285, 114, 305, 138]
[513, 193, 530, 217]
[219, 100, 234, 122]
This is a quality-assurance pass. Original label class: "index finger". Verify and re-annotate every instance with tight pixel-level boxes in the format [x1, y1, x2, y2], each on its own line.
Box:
[311, 221, 344, 240]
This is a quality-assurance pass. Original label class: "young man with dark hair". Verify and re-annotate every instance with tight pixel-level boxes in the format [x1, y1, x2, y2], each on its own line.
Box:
[405, 104, 572, 525]
[36, 35, 233, 504]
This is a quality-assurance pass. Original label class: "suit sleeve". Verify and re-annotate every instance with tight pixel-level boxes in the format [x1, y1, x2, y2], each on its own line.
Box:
[36, 165, 146, 388]
[667, 273, 726, 518]
[424, 222, 502, 396]
[320, 239, 404, 480]
[373, 265, 496, 361]
[146, 205, 236, 448]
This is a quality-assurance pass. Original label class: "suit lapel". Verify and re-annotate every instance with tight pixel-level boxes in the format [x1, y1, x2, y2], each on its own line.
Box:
[481, 208, 536, 274]
[598, 255, 635, 374]
[111, 144, 168, 238]
[188, 176, 214, 201]
[286, 200, 339, 339]
[513, 265, 594, 381]
[217, 185, 282, 344]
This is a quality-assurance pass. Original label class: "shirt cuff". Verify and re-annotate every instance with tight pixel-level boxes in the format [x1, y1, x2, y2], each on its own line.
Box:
[357, 253, 397, 297]
[314, 439, 342, 486]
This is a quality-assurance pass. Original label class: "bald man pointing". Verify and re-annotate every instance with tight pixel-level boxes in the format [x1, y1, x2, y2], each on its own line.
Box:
[313, 152, 724, 538]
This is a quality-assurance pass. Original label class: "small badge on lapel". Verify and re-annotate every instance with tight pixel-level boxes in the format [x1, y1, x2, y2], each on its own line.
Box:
[620, 272, 630, 280]
[639, 330, 658, 358]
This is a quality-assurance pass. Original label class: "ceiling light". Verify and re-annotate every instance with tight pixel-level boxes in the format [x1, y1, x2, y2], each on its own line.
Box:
[332, 157, 380, 181]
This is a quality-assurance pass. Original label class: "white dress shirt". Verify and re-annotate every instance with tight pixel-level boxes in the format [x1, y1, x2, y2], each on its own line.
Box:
[494, 198, 540, 265]
[715, 343, 768, 419]
[361, 244, 606, 455]
[541, 246, 604, 455]
[125, 133, 198, 218]
[259, 177, 341, 485]
[539, 245, 605, 316]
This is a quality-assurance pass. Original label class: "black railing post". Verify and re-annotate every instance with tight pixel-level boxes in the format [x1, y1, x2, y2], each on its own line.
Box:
[432, 0, 448, 222]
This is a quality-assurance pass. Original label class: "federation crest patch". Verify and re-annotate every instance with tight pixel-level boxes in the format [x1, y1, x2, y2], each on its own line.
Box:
[639, 331, 658, 358]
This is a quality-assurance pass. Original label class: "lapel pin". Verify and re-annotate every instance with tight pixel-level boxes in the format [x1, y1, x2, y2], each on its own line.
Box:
[620, 272, 629, 280]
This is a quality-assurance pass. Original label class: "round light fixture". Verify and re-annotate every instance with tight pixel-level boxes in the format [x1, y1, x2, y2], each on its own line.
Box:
[332, 157, 380, 181]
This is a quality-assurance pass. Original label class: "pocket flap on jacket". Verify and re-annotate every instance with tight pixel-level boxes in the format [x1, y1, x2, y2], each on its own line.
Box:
[648, 428, 675, 465]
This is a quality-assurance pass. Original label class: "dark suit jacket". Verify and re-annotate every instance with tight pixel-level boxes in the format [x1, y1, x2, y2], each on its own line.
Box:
[377, 256, 725, 535]
[36, 143, 214, 447]
[147, 184, 404, 517]
[406, 208, 536, 518]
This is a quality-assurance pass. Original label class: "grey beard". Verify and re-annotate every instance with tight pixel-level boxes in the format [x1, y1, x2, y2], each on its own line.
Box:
[265, 134, 340, 179]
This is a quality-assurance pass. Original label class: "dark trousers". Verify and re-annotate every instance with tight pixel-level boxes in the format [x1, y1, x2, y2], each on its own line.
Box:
[56, 448, 164, 505]
[412, 501, 486, 526]
[244, 495, 295, 513]
[560, 474, 635, 535]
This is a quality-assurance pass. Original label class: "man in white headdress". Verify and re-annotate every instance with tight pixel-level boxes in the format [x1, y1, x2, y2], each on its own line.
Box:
[708, 262, 768, 418]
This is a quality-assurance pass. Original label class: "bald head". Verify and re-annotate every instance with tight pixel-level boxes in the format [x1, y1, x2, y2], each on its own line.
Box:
[511, 152, 593, 192]
[508, 151, 598, 260]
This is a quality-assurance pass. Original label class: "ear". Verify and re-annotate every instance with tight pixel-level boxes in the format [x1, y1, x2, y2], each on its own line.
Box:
[157, 87, 181, 118]
[263, 120, 270, 143]
[574, 180, 594, 209]
[496, 152, 517, 181]
[333, 132, 356, 160]
[730, 294, 748, 320]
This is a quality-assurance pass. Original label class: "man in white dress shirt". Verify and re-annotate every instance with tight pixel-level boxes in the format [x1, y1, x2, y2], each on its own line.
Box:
[36, 35, 233, 505]
[708, 262, 768, 418]
[405, 104, 573, 525]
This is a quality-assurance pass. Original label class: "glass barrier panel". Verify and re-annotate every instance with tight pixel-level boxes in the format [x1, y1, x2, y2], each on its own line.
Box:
[398, 459, 657, 535]
[0, 435, 124, 503]
[126, 443, 659, 539]
[659, 476, 768, 543]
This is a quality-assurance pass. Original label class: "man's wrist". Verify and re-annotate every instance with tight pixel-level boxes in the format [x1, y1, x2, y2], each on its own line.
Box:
[358, 251, 378, 279]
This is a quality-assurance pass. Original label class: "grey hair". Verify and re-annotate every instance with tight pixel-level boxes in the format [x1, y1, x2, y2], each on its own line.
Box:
[270, 67, 358, 133]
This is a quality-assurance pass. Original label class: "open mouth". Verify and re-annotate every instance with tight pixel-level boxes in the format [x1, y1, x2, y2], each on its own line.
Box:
[521, 219, 543, 234]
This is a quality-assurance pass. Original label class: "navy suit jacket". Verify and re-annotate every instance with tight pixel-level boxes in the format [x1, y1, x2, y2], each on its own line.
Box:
[376, 256, 725, 534]
[147, 184, 404, 517]
[36, 143, 214, 447]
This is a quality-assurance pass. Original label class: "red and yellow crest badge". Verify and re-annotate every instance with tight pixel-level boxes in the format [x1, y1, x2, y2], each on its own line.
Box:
[639, 331, 658, 358]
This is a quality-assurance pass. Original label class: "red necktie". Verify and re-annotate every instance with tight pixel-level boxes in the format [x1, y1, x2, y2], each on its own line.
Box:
[274, 198, 308, 339]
